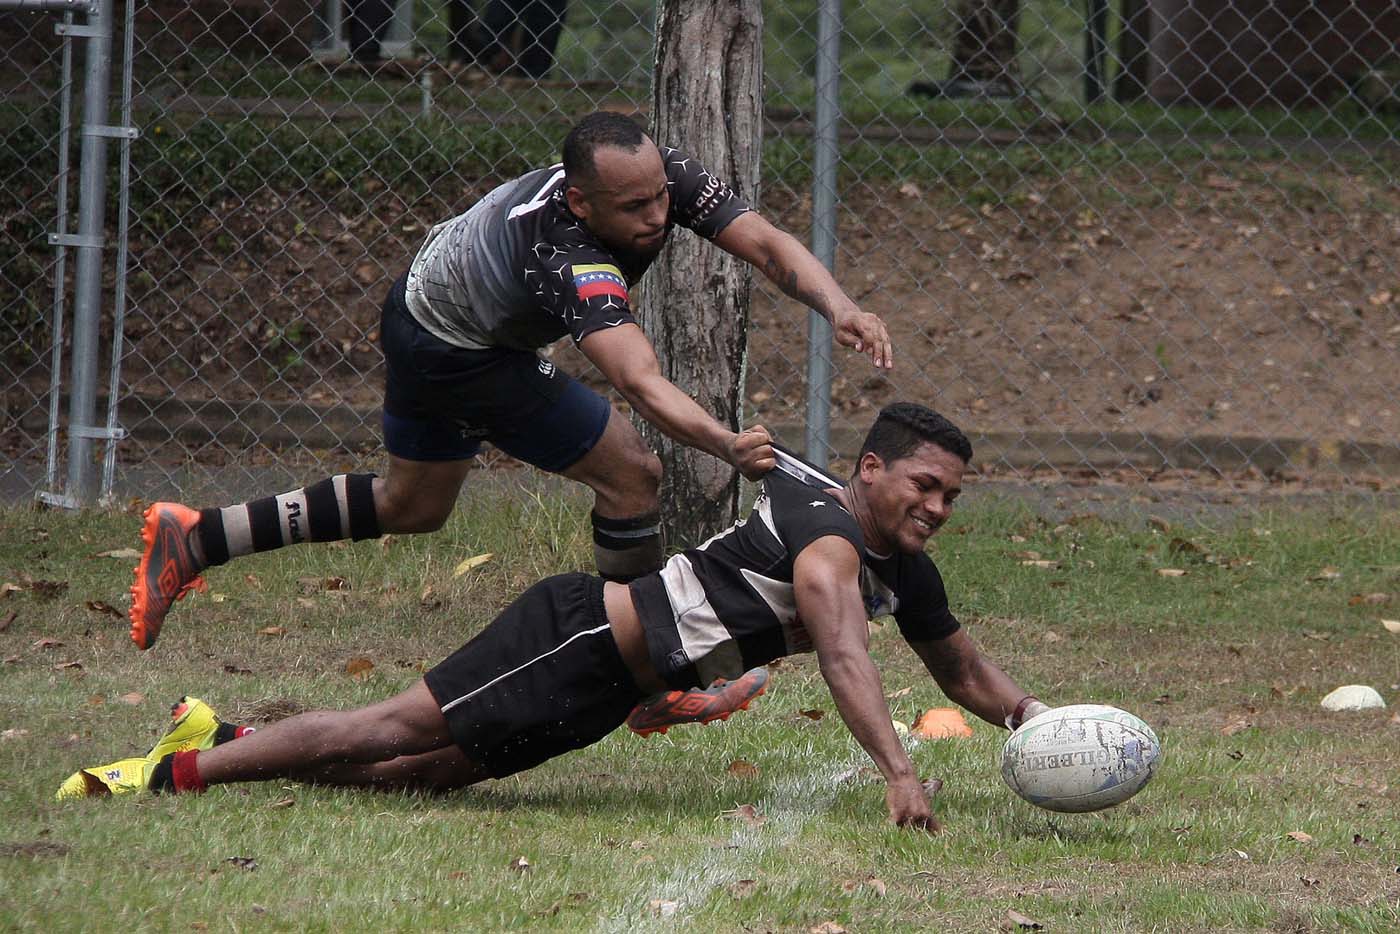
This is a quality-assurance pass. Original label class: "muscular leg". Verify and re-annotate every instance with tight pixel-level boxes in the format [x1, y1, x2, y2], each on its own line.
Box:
[193, 682, 456, 787]
[559, 405, 665, 581]
[293, 745, 487, 792]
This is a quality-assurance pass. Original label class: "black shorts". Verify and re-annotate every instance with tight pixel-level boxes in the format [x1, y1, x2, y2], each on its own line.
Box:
[378, 274, 611, 472]
[423, 573, 643, 779]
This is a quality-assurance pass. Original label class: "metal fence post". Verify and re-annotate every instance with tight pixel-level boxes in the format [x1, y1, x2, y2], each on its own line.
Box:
[63, 0, 115, 504]
[804, 0, 840, 468]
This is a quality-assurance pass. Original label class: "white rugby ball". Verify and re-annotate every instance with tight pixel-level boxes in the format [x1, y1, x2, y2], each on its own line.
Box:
[1001, 704, 1160, 813]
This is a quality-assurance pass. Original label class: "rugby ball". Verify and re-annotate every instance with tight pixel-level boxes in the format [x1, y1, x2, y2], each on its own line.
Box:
[1001, 704, 1160, 813]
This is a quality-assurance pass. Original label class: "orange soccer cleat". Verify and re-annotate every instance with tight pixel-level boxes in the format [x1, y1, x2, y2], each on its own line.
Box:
[626, 667, 769, 737]
[129, 503, 207, 650]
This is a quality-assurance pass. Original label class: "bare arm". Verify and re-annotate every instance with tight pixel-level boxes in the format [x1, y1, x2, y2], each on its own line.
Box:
[579, 323, 775, 479]
[907, 629, 1041, 729]
[714, 212, 893, 370]
[794, 535, 937, 831]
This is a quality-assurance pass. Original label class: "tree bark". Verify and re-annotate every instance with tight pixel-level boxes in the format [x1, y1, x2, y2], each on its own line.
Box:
[638, 0, 762, 548]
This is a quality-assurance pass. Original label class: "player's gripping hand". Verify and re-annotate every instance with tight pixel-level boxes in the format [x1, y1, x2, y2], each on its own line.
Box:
[729, 425, 775, 481]
[832, 306, 893, 371]
[885, 776, 941, 833]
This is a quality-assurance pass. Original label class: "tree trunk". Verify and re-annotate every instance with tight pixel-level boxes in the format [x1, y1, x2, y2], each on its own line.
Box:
[637, 0, 762, 548]
[1114, 0, 1152, 103]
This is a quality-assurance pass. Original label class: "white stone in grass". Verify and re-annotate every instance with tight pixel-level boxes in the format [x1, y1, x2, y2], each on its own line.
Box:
[1319, 685, 1386, 711]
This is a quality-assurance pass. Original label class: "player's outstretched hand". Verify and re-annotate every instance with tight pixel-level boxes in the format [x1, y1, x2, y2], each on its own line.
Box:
[730, 425, 775, 481]
[833, 307, 893, 370]
[886, 776, 942, 833]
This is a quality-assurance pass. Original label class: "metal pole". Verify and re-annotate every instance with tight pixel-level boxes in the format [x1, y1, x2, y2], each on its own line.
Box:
[1085, 0, 1109, 103]
[44, 11, 76, 501]
[805, 0, 840, 468]
[65, 0, 114, 503]
[100, 0, 138, 501]
[0, 0, 94, 10]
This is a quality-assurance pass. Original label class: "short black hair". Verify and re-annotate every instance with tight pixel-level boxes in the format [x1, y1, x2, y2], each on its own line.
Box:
[562, 111, 648, 189]
[858, 402, 972, 466]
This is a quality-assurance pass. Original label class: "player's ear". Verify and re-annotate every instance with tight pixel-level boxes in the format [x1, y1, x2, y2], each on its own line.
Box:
[564, 184, 591, 220]
[858, 451, 884, 483]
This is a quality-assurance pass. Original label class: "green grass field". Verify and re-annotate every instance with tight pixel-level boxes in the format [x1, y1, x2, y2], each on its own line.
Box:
[2, 478, 1399, 931]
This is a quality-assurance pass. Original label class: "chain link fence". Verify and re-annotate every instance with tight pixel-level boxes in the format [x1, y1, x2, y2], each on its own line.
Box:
[3, 0, 1399, 507]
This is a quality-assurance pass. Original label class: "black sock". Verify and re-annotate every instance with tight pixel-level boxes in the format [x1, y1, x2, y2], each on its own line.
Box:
[148, 754, 175, 794]
[592, 511, 664, 583]
[197, 474, 381, 567]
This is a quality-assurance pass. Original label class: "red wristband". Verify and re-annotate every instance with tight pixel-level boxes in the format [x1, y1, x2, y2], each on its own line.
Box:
[1009, 695, 1041, 730]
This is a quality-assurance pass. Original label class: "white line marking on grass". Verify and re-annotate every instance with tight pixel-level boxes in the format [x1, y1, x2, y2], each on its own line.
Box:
[592, 747, 869, 933]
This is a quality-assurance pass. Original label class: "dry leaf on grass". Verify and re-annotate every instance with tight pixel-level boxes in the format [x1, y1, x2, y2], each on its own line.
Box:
[269, 797, 295, 809]
[1286, 831, 1314, 843]
[0, 611, 15, 632]
[1157, 568, 1188, 578]
[94, 548, 142, 559]
[119, 692, 144, 705]
[1382, 619, 1400, 634]
[647, 899, 678, 918]
[1350, 592, 1390, 606]
[84, 601, 123, 619]
[452, 553, 494, 577]
[886, 686, 912, 699]
[1308, 567, 1342, 582]
[1006, 908, 1044, 930]
[798, 708, 825, 720]
[33, 638, 63, 650]
[1220, 718, 1252, 736]
[809, 924, 846, 934]
[509, 856, 531, 872]
[256, 626, 287, 638]
[725, 760, 759, 779]
[2, 728, 29, 740]
[720, 803, 765, 826]
[1021, 559, 1061, 569]
[225, 856, 258, 871]
[0, 583, 22, 598]
[344, 657, 375, 680]
[54, 661, 82, 670]
[729, 879, 757, 898]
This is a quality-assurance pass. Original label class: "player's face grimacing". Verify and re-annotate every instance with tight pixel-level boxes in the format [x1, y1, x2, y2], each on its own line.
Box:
[861, 442, 964, 554]
[567, 139, 671, 258]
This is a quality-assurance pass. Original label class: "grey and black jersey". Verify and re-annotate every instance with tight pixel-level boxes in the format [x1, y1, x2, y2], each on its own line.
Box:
[403, 146, 751, 352]
[628, 469, 961, 690]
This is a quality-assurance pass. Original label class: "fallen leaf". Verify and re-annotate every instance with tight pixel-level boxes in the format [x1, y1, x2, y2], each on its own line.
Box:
[1, 728, 29, 740]
[29, 581, 68, 599]
[865, 876, 888, 897]
[1157, 568, 1188, 577]
[1148, 515, 1172, 533]
[420, 585, 441, 610]
[886, 686, 912, 699]
[509, 856, 531, 872]
[1353, 833, 1373, 846]
[452, 553, 495, 577]
[54, 661, 82, 670]
[94, 548, 141, 559]
[1350, 593, 1390, 606]
[1382, 619, 1400, 634]
[344, 657, 375, 680]
[223, 663, 253, 675]
[1220, 718, 1252, 736]
[808, 924, 846, 934]
[1286, 831, 1313, 843]
[225, 856, 258, 871]
[1042, 630, 1063, 643]
[721, 803, 766, 826]
[256, 626, 287, 638]
[1206, 174, 1240, 191]
[269, 797, 295, 809]
[1007, 908, 1044, 929]
[33, 638, 63, 650]
[84, 601, 124, 619]
[0, 583, 21, 598]
[87, 694, 104, 706]
[119, 692, 144, 705]
[798, 708, 825, 720]
[1300, 875, 1320, 887]
[1309, 566, 1342, 582]
[1021, 559, 1061, 569]
[323, 577, 349, 591]
[725, 760, 759, 779]
[729, 879, 757, 898]
[647, 899, 678, 918]
[922, 778, 943, 797]
[0, 611, 16, 632]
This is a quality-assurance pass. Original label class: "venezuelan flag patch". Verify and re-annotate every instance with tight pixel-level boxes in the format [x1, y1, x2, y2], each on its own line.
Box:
[572, 263, 629, 302]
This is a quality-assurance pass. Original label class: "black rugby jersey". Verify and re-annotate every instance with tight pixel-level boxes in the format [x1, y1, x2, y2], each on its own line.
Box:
[404, 146, 751, 351]
[629, 468, 961, 690]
